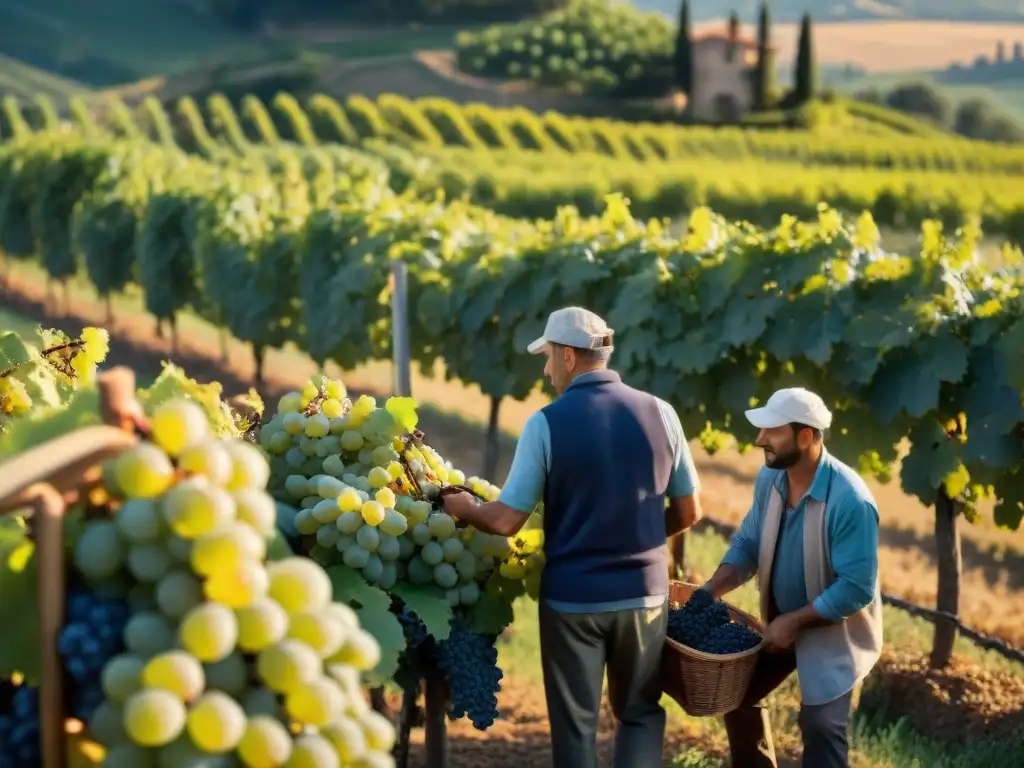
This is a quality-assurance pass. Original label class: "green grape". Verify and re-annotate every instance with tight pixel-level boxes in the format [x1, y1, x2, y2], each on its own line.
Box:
[266, 558, 332, 615]
[433, 562, 458, 589]
[237, 715, 293, 767]
[340, 430, 364, 451]
[166, 536, 192, 564]
[445, 588, 460, 607]
[141, 650, 205, 702]
[256, 639, 321, 694]
[113, 444, 175, 499]
[204, 558, 269, 608]
[282, 412, 305, 435]
[325, 380, 346, 400]
[407, 556, 432, 584]
[186, 691, 247, 753]
[373, 488, 396, 509]
[315, 476, 344, 499]
[360, 500, 385, 526]
[427, 513, 456, 540]
[177, 440, 233, 486]
[88, 701, 126, 746]
[178, 603, 238, 662]
[285, 448, 306, 469]
[362, 553, 384, 583]
[286, 734, 339, 768]
[288, 611, 346, 658]
[74, 521, 126, 581]
[101, 654, 145, 703]
[378, 509, 407, 537]
[410, 523, 431, 546]
[203, 651, 249, 696]
[191, 522, 265, 577]
[441, 538, 464, 563]
[123, 612, 176, 658]
[162, 478, 235, 540]
[335, 510, 363, 534]
[312, 498, 342, 524]
[315, 525, 340, 548]
[127, 584, 157, 613]
[224, 440, 270, 491]
[366, 467, 390, 489]
[324, 601, 360, 632]
[376, 534, 400, 561]
[322, 454, 345, 477]
[115, 499, 164, 543]
[329, 417, 348, 436]
[359, 710, 396, 752]
[342, 544, 370, 569]
[233, 489, 278, 537]
[454, 550, 477, 580]
[355, 524, 380, 552]
[321, 398, 344, 419]
[284, 475, 308, 499]
[406, 500, 431, 526]
[396, 534, 415, 560]
[329, 629, 381, 672]
[299, 436, 319, 457]
[285, 677, 344, 728]
[336, 488, 362, 513]
[377, 561, 398, 589]
[304, 413, 330, 439]
[127, 543, 173, 583]
[420, 541, 443, 566]
[294, 509, 320, 535]
[321, 717, 367, 763]
[278, 392, 302, 413]
[123, 688, 187, 747]
[448, 468, 466, 485]
[459, 582, 481, 606]
[265, 430, 291, 454]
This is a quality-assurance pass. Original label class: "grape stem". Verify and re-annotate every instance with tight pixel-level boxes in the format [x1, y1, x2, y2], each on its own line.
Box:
[0, 339, 85, 380]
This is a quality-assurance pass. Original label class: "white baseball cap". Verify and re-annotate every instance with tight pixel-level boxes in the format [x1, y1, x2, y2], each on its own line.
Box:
[745, 388, 832, 431]
[527, 307, 615, 355]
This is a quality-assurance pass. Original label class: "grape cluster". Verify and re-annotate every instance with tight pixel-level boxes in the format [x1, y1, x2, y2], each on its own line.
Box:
[437, 618, 502, 730]
[667, 588, 761, 654]
[0, 683, 40, 768]
[397, 606, 429, 650]
[59, 587, 131, 721]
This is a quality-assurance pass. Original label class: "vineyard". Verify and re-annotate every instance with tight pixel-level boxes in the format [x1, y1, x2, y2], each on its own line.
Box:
[0, 78, 1022, 764]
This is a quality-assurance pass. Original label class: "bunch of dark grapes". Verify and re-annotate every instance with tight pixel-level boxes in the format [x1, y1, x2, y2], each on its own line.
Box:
[696, 622, 762, 654]
[397, 605, 430, 650]
[58, 586, 130, 721]
[0, 682, 40, 767]
[437, 617, 503, 730]
[667, 588, 760, 653]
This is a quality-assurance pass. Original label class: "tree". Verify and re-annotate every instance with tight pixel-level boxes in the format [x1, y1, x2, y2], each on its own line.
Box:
[727, 11, 739, 62]
[753, 1, 774, 110]
[674, 0, 693, 97]
[793, 12, 815, 104]
[997, 40, 1007, 64]
[885, 82, 951, 126]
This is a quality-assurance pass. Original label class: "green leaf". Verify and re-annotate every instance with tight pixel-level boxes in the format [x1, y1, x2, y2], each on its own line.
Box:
[385, 397, 418, 432]
[993, 472, 1024, 530]
[471, 585, 516, 635]
[0, 388, 101, 458]
[0, 518, 40, 683]
[355, 603, 406, 683]
[392, 583, 452, 642]
[326, 564, 392, 615]
[900, 422, 960, 506]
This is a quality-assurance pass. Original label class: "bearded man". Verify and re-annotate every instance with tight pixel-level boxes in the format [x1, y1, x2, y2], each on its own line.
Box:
[699, 387, 882, 768]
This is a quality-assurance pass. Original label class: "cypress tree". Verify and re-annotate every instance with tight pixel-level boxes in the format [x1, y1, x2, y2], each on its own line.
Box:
[674, 0, 693, 96]
[727, 11, 739, 62]
[794, 12, 815, 104]
[753, 1, 773, 109]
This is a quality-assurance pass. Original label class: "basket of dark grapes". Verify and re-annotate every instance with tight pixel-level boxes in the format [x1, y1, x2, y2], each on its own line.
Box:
[661, 581, 763, 717]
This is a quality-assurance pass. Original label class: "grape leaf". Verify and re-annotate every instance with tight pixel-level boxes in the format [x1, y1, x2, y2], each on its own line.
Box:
[993, 473, 1024, 530]
[355, 604, 405, 683]
[326, 564, 392, 616]
[471, 587, 515, 635]
[900, 422, 960, 505]
[392, 583, 452, 642]
[0, 518, 41, 684]
[385, 397, 418, 432]
[0, 388, 101, 458]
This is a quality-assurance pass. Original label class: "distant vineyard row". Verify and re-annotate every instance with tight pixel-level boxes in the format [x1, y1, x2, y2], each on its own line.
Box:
[1, 131, 1022, 540]
[4, 91, 1024, 233]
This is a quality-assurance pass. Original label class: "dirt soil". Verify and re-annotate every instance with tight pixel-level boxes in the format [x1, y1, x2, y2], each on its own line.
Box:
[858, 651, 1024, 746]
[1, 273, 1023, 649]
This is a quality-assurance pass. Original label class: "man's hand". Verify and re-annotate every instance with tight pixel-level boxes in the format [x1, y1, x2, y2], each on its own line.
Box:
[441, 490, 477, 520]
[761, 613, 800, 654]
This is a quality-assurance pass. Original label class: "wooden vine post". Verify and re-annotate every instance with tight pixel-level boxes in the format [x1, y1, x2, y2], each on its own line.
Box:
[389, 257, 451, 767]
[931, 488, 963, 669]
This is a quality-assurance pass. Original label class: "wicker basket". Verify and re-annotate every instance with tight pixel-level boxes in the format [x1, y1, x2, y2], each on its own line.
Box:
[661, 580, 764, 717]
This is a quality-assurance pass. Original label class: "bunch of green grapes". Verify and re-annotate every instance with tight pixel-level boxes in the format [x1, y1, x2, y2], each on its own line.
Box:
[74, 396, 395, 767]
[498, 527, 545, 601]
[261, 376, 516, 608]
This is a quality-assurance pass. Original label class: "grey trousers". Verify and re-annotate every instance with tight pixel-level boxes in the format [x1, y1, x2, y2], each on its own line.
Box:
[722, 649, 853, 768]
[538, 600, 668, 768]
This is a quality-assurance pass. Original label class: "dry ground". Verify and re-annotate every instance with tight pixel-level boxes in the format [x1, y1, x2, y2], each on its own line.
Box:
[694, 19, 1024, 72]
[0, 270, 1022, 649]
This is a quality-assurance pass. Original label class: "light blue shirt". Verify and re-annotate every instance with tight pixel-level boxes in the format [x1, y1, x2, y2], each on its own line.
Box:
[721, 449, 880, 703]
[499, 371, 701, 613]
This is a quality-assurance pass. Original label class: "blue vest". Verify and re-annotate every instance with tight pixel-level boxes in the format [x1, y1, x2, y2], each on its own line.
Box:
[539, 370, 672, 604]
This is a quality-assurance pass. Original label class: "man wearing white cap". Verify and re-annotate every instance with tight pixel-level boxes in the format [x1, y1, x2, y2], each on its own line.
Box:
[699, 388, 883, 768]
[443, 306, 703, 768]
